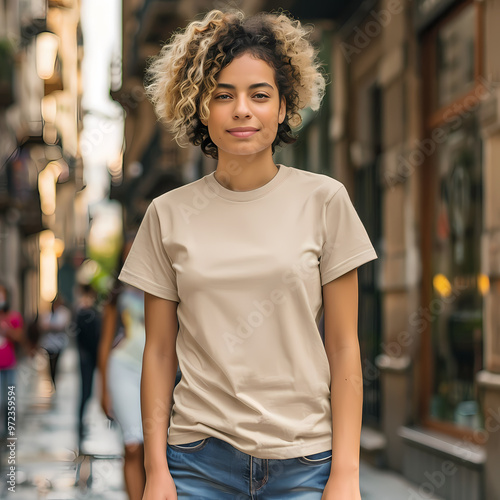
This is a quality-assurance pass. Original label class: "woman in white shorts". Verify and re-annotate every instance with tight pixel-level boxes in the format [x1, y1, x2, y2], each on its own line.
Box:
[98, 239, 146, 500]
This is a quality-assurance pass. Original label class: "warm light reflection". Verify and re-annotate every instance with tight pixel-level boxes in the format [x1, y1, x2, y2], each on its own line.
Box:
[39, 230, 57, 302]
[107, 151, 123, 184]
[433, 273, 453, 298]
[36, 32, 59, 80]
[54, 238, 65, 258]
[478, 273, 490, 295]
[88, 203, 123, 255]
[38, 162, 62, 215]
[41, 94, 57, 123]
[43, 123, 58, 144]
[76, 259, 101, 284]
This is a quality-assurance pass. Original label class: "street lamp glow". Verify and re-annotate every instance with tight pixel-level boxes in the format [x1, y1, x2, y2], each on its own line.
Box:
[41, 94, 57, 123]
[38, 162, 63, 215]
[36, 32, 60, 80]
[39, 230, 57, 303]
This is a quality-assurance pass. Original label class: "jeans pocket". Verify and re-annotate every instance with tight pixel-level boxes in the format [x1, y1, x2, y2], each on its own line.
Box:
[168, 438, 210, 453]
[297, 449, 332, 465]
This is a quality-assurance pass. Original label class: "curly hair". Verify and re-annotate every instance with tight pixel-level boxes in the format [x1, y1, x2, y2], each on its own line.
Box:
[144, 9, 326, 159]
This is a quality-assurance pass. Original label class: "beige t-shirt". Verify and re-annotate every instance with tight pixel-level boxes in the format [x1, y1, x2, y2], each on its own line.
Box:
[118, 164, 378, 459]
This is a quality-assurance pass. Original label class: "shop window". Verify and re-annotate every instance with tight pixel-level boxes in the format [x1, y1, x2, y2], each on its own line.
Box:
[420, 0, 485, 436]
[430, 115, 483, 429]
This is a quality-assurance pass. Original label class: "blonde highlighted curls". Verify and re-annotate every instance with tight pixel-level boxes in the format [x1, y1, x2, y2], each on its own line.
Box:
[144, 9, 326, 159]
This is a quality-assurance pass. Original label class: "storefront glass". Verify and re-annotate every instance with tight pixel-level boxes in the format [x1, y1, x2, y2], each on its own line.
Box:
[430, 114, 483, 429]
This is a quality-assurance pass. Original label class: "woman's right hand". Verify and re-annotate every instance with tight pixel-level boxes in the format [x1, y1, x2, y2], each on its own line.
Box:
[143, 469, 178, 500]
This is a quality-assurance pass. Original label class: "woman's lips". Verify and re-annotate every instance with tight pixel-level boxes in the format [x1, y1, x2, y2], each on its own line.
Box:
[227, 128, 258, 138]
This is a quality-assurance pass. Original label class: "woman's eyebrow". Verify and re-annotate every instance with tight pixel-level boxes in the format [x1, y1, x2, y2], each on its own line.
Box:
[216, 82, 274, 90]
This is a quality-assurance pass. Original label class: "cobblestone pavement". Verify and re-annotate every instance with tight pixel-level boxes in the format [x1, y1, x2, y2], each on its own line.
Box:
[2, 341, 441, 500]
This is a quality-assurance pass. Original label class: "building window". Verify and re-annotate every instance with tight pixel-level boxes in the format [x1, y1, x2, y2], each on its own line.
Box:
[436, 3, 475, 108]
[430, 115, 483, 429]
[420, 0, 485, 435]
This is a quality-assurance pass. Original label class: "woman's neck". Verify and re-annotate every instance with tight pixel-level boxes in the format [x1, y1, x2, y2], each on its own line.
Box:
[214, 150, 279, 192]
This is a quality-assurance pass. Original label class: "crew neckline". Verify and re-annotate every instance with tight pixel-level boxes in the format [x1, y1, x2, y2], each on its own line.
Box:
[204, 164, 290, 202]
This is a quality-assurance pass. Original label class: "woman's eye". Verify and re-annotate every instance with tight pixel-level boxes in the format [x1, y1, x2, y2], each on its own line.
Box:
[215, 94, 231, 100]
[254, 93, 269, 99]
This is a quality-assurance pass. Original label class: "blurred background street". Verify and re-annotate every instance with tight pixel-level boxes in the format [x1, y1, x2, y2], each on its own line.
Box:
[1, 0, 500, 499]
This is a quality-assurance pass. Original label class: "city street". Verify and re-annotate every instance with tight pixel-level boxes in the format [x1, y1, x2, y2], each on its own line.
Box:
[6, 339, 126, 500]
[3, 340, 441, 500]
[2, 1, 498, 498]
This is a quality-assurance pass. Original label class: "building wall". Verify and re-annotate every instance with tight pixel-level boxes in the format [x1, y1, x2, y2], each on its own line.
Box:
[332, 0, 500, 498]
[0, 0, 84, 317]
[268, 0, 500, 498]
[477, 2, 500, 497]
[111, 1, 500, 497]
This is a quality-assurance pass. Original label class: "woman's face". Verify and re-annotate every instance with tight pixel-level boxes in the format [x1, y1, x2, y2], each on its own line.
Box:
[204, 52, 286, 159]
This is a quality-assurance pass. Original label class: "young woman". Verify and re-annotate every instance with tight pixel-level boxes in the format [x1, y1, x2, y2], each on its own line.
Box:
[98, 238, 147, 500]
[118, 9, 378, 500]
[38, 294, 71, 391]
[74, 284, 101, 448]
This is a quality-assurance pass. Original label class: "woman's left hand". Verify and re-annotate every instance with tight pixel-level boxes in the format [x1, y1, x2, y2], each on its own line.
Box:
[321, 473, 362, 500]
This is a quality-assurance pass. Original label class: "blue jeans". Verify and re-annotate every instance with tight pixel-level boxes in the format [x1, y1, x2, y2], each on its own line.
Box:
[167, 436, 332, 499]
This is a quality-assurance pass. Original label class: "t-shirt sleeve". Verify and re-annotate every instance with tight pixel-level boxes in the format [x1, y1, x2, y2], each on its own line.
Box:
[320, 185, 378, 286]
[118, 200, 179, 302]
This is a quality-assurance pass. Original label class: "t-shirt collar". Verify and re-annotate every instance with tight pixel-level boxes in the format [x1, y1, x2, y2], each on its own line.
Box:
[204, 164, 289, 202]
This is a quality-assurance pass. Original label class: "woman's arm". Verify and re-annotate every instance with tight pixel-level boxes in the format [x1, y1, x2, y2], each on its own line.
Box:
[321, 268, 363, 500]
[142, 292, 179, 498]
[97, 301, 118, 419]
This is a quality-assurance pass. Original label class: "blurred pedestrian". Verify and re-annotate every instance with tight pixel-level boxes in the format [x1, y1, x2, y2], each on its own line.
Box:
[74, 283, 101, 449]
[0, 283, 24, 436]
[24, 313, 42, 358]
[118, 8, 378, 500]
[98, 238, 146, 500]
[39, 294, 72, 391]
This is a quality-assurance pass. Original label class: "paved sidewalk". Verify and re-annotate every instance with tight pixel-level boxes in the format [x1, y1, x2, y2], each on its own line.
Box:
[359, 461, 443, 500]
[5, 340, 126, 499]
[5, 341, 441, 499]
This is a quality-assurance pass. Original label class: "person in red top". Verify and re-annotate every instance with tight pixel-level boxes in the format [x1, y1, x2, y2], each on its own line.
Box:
[0, 282, 24, 436]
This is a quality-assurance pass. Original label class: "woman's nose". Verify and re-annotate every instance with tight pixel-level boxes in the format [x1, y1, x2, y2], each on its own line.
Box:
[233, 97, 252, 119]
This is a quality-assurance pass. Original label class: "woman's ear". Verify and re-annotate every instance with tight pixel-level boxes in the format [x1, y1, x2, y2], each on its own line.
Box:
[278, 96, 286, 124]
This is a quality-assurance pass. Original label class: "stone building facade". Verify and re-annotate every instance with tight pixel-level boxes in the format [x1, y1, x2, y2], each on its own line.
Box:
[0, 0, 85, 317]
[112, 1, 500, 498]
[309, 1, 500, 499]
